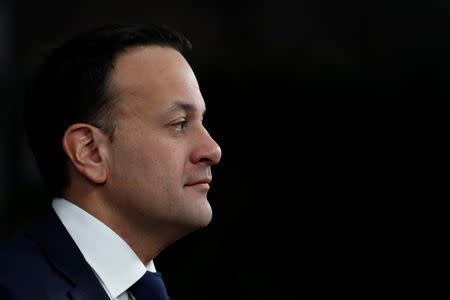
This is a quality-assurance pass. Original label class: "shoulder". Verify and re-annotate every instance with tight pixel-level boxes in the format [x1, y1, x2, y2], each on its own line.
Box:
[1, 232, 58, 283]
[0, 226, 73, 298]
[0, 232, 42, 274]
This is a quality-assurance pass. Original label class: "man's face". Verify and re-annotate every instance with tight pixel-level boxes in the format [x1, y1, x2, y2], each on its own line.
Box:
[104, 46, 221, 233]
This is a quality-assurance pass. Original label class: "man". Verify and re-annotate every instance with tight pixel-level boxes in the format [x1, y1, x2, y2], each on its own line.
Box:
[0, 24, 221, 299]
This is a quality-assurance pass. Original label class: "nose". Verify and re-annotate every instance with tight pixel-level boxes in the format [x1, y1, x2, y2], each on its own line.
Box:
[191, 127, 222, 166]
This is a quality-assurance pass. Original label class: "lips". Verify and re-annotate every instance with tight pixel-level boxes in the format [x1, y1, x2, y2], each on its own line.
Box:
[184, 177, 212, 186]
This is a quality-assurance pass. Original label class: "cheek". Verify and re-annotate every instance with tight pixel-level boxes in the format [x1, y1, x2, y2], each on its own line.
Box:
[110, 137, 186, 190]
[154, 144, 187, 183]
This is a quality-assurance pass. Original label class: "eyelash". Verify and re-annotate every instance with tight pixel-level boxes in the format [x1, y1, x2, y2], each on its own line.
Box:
[171, 116, 206, 133]
[172, 120, 187, 131]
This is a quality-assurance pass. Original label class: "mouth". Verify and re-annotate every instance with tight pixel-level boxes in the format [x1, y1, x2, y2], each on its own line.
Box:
[184, 177, 212, 190]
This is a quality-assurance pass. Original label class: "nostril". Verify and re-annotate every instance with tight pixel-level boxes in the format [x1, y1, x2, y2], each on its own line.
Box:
[191, 135, 221, 165]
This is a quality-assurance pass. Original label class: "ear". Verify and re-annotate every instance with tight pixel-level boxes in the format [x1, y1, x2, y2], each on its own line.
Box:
[62, 123, 109, 184]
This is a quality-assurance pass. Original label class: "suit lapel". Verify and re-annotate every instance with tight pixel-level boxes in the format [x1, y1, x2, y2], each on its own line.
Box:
[26, 208, 110, 300]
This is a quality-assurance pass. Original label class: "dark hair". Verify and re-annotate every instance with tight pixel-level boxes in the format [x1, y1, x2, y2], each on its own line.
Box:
[24, 24, 192, 198]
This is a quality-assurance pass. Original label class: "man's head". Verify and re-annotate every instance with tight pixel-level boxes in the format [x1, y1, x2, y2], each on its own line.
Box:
[24, 24, 221, 234]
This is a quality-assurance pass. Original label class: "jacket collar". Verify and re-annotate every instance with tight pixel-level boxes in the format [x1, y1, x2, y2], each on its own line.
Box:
[25, 208, 109, 300]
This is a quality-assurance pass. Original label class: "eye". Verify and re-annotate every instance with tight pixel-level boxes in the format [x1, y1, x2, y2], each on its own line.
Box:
[172, 119, 187, 132]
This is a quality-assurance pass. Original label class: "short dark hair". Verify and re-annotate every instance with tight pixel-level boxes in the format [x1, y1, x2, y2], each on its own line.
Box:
[24, 24, 192, 198]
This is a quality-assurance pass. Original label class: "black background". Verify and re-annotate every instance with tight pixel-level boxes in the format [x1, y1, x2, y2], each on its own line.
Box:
[0, 0, 447, 298]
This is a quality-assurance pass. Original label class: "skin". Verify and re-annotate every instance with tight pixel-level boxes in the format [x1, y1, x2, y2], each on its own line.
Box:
[62, 45, 222, 264]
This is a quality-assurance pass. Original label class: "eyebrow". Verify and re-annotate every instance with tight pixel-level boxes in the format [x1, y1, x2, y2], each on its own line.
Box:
[168, 101, 206, 115]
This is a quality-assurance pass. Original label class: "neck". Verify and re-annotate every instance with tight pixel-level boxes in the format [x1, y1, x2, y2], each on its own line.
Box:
[63, 182, 184, 265]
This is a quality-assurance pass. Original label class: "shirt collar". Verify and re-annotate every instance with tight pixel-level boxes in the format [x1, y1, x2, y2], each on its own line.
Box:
[52, 198, 156, 298]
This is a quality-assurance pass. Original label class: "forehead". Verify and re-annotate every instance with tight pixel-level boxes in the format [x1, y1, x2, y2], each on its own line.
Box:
[108, 45, 204, 118]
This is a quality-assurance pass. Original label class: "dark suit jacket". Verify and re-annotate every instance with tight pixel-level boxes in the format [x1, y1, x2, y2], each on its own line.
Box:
[0, 209, 110, 299]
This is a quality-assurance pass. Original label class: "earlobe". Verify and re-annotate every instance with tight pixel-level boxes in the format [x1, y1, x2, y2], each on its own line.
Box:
[62, 123, 108, 184]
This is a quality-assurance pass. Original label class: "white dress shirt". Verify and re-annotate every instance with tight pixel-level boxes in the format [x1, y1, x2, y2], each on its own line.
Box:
[52, 198, 157, 300]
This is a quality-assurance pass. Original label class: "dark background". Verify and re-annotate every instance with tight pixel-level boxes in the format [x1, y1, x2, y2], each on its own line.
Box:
[0, 0, 447, 298]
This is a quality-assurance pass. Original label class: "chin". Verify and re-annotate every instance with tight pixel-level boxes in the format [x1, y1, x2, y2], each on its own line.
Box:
[199, 208, 213, 227]
[194, 201, 213, 228]
[186, 197, 213, 229]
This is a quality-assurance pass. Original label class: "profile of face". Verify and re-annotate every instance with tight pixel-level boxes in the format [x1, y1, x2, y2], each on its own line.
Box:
[103, 46, 221, 235]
